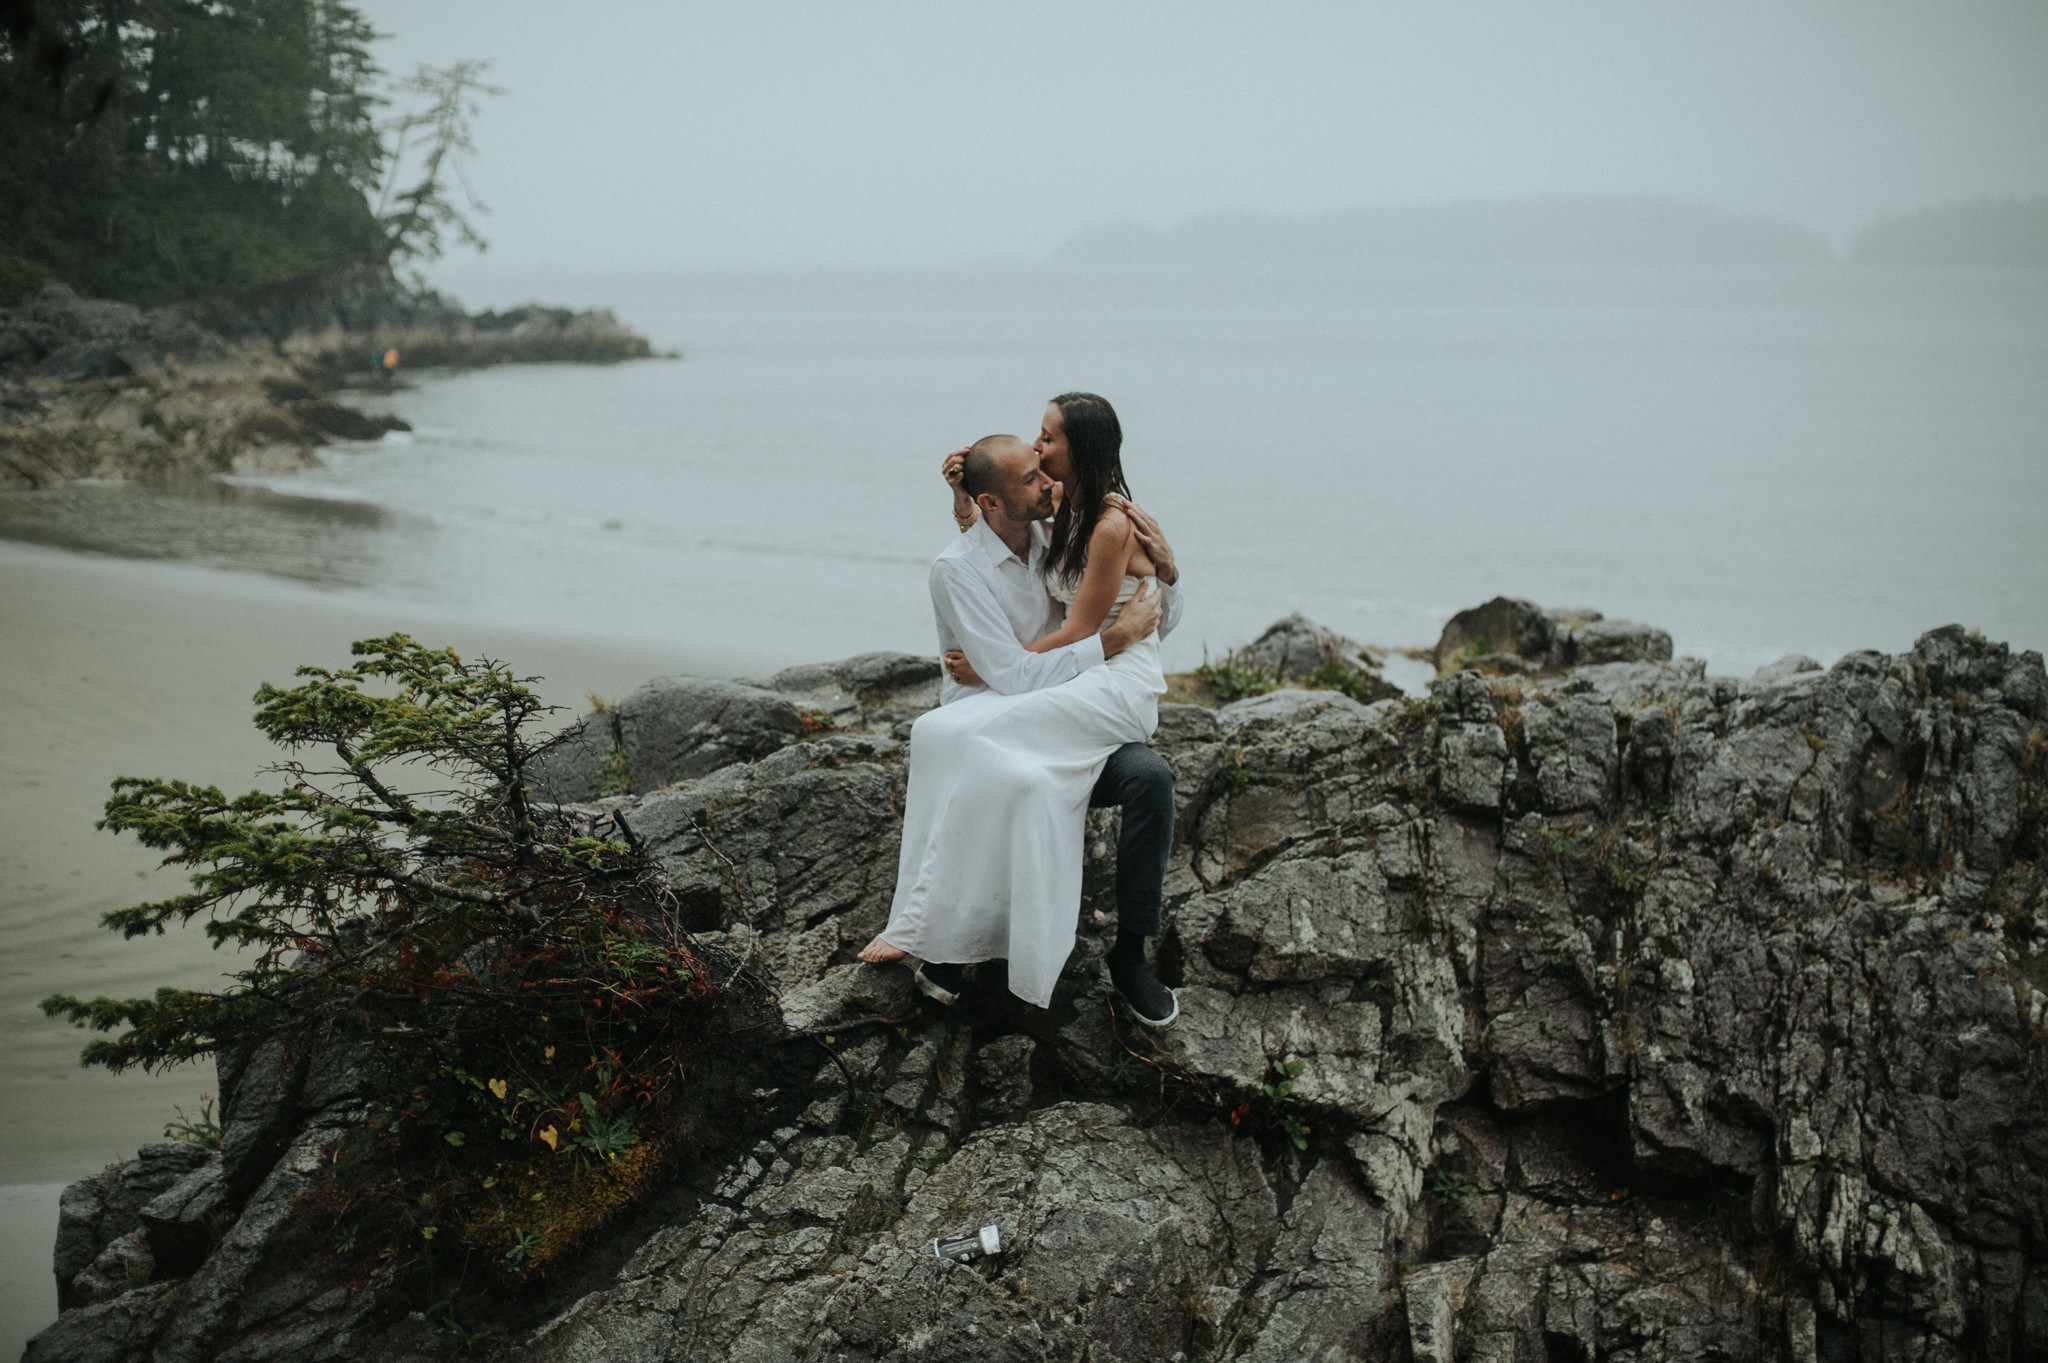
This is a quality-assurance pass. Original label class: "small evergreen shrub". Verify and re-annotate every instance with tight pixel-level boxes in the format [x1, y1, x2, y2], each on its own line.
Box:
[43, 635, 721, 1286]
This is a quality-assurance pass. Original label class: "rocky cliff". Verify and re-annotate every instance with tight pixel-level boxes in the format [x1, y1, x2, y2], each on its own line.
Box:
[31, 611, 2048, 1363]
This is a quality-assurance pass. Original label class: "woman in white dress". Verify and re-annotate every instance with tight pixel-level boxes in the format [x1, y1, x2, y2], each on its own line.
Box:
[858, 394, 1169, 1011]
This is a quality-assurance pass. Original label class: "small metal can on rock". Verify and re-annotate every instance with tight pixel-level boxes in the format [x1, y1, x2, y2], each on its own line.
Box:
[933, 1224, 1001, 1263]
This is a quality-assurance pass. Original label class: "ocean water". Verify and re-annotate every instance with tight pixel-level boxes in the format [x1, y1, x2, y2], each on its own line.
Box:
[9, 261, 2047, 676]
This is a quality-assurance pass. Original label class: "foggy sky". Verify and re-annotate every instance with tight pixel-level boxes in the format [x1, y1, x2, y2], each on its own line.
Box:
[352, 1, 2048, 274]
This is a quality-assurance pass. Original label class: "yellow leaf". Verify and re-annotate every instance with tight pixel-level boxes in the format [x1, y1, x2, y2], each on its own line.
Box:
[538, 1125, 559, 1151]
[487, 1078, 508, 1100]
[544, 1046, 555, 1061]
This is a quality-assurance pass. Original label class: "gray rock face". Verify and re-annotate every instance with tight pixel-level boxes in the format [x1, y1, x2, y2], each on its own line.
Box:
[619, 676, 809, 790]
[778, 961, 918, 1034]
[1, 283, 230, 378]
[973, 1034, 1038, 1121]
[38, 614, 2048, 1363]
[531, 656, 942, 804]
[1566, 614, 1673, 667]
[1435, 595, 1557, 673]
[1435, 595, 1674, 675]
[67, 1231, 155, 1308]
[138, 1157, 228, 1278]
[38, 1030, 388, 1363]
[1209, 614, 1401, 703]
[526, 1102, 1277, 1363]
[760, 651, 942, 713]
[529, 677, 810, 801]
[1748, 652, 1824, 690]
[1242, 612, 1381, 681]
[23, 1280, 180, 1363]
[53, 1141, 214, 1311]
[626, 732, 909, 983]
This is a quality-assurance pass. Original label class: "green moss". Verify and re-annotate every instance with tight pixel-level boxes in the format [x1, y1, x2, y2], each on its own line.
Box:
[592, 746, 631, 798]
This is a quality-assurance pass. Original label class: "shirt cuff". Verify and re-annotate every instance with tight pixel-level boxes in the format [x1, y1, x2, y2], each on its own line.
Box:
[1157, 579, 1184, 638]
[1070, 633, 1106, 674]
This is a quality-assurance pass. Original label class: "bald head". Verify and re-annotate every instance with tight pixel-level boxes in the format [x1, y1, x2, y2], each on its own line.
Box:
[961, 433, 1028, 501]
[961, 432, 1054, 526]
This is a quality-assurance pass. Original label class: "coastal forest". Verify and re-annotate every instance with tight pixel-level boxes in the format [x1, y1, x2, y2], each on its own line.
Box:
[0, 0, 483, 307]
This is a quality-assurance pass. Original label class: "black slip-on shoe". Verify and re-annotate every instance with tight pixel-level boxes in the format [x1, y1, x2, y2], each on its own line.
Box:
[1108, 954, 1180, 1030]
[914, 961, 966, 1006]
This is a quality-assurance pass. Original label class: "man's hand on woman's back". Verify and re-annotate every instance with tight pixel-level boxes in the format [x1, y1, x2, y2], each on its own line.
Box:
[1101, 579, 1164, 657]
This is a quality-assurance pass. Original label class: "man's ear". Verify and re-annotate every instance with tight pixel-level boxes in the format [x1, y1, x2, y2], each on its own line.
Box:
[974, 491, 1004, 522]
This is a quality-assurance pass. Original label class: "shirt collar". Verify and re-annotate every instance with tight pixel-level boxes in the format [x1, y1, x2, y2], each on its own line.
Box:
[971, 516, 1038, 568]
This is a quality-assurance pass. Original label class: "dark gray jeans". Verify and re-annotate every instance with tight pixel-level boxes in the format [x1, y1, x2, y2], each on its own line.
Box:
[1088, 742, 1175, 937]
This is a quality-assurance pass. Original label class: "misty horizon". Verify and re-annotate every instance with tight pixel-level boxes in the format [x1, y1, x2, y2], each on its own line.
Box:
[349, 0, 2048, 277]
[419, 193, 2048, 293]
[1054, 195, 2048, 270]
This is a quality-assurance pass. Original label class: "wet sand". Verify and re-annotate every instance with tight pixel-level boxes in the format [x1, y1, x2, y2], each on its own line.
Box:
[0, 542, 722, 1351]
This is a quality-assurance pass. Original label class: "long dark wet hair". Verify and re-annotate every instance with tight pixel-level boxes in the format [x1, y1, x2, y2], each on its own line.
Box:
[1042, 391, 1130, 586]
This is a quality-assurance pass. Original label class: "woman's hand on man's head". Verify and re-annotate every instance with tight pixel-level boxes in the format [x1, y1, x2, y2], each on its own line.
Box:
[944, 446, 978, 530]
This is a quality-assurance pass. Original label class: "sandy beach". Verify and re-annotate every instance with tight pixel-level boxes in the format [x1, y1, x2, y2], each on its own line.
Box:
[0, 541, 724, 1351]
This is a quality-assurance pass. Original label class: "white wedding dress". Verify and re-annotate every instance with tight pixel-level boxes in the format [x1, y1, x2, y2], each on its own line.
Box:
[879, 575, 1167, 1007]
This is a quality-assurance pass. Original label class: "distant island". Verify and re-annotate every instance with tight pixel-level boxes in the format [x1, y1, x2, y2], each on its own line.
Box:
[1057, 194, 2048, 269]
[1056, 197, 1833, 267]
[1850, 196, 2048, 267]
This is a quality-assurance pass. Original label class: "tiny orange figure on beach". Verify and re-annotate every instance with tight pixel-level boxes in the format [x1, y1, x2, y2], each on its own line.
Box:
[381, 347, 400, 372]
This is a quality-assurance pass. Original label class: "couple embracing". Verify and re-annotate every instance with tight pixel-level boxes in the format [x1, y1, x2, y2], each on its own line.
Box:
[859, 391, 1184, 1029]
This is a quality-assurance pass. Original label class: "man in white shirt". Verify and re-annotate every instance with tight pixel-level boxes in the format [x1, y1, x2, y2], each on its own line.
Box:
[928, 461, 1182, 706]
[901, 433, 1183, 1026]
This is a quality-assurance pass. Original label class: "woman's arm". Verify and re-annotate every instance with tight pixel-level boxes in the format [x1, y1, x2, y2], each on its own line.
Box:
[1026, 509, 1140, 653]
[942, 446, 977, 531]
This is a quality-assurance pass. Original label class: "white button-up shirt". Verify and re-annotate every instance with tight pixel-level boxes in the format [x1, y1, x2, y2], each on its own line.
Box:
[930, 518, 1185, 705]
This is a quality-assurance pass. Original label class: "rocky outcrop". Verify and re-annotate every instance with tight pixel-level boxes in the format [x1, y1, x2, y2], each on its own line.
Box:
[34, 611, 2048, 1362]
[193, 266, 658, 373]
[1241, 611, 1385, 683]
[528, 655, 939, 804]
[0, 280, 657, 490]
[1181, 613, 1402, 706]
[0, 284, 229, 380]
[1435, 595, 1673, 675]
[0, 284, 409, 489]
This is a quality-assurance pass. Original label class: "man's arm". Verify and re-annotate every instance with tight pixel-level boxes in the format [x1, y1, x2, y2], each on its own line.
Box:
[931, 558, 1104, 696]
[943, 580, 1162, 688]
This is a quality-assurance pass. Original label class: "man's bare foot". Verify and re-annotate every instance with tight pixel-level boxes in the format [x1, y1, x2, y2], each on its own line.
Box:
[859, 935, 906, 964]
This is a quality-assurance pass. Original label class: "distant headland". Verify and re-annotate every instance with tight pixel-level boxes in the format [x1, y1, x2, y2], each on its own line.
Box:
[1057, 194, 2048, 269]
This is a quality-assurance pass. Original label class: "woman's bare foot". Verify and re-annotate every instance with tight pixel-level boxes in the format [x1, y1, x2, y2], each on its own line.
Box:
[858, 935, 906, 964]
